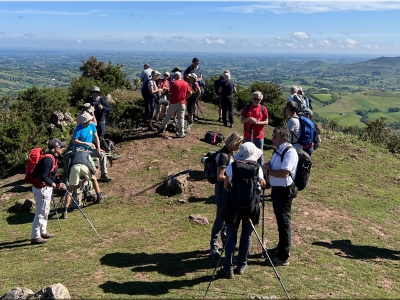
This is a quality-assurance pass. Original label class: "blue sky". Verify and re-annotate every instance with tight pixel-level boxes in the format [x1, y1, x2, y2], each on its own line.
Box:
[1, 1, 400, 55]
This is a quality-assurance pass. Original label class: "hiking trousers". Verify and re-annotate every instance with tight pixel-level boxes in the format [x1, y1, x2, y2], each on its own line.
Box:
[271, 184, 296, 261]
[31, 186, 52, 239]
[223, 221, 253, 270]
[210, 181, 228, 250]
[161, 102, 186, 137]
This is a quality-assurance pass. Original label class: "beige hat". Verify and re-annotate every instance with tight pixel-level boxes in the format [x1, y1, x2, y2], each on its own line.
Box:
[234, 142, 263, 162]
[80, 111, 92, 123]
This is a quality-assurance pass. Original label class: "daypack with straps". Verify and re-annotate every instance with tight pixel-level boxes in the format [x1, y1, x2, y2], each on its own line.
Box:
[292, 116, 315, 147]
[205, 131, 225, 145]
[292, 94, 308, 113]
[24, 148, 56, 188]
[202, 150, 220, 184]
[277, 146, 312, 191]
[230, 160, 261, 219]
[100, 138, 115, 154]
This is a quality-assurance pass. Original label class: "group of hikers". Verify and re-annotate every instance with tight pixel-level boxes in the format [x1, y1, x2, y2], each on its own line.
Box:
[27, 55, 321, 283]
[29, 86, 114, 244]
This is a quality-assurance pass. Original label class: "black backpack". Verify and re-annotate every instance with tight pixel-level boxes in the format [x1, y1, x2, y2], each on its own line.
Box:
[205, 131, 224, 145]
[278, 146, 312, 191]
[202, 150, 220, 184]
[100, 138, 115, 154]
[230, 160, 261, 218]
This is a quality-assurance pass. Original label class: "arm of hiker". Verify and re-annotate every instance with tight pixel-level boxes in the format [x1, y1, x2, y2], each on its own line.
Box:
[266, 168, 291, 178]
[217, 166, 226, 182]
[186, 89, 193, 99]
[218, 86, 222, 94]
[73, 138, 95, 149]
[101, 98, 112, 113]
[223, 176, 230, 191]
[240, 115, 257, 124]
[93, 132, 103, 152]
[233, 86, 237, 93]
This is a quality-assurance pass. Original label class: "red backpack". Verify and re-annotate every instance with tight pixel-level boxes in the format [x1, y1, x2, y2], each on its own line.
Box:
[24, 148, 56, 188]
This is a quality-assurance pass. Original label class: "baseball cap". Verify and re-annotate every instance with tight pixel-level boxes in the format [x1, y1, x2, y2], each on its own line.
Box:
[151, 70, 161, 76]
[91, 86, 101, 93]
[48, 138, 66, 149]
[188, 73, 197, 80]
[164, 71, 170, 76]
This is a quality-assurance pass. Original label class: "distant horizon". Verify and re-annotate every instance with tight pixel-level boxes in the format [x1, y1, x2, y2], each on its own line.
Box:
[2, 1, 400, 55]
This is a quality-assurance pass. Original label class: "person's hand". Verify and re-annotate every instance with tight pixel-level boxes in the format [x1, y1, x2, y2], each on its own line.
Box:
[99, 148, 105, 153]
[58, 183, 67, 190]
[88, 142, 96, 149]
[98, 103, 103, 110]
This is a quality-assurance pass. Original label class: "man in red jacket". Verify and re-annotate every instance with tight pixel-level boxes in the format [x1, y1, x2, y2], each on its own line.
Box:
[159, 72, 192, 138]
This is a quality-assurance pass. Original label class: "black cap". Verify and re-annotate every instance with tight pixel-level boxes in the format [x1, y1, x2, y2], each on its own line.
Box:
[192, 57, 199, 63]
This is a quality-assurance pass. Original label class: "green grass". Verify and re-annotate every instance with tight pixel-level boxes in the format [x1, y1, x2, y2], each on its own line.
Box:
[0, 102, 399, 299]
[313, 94, 331, 103]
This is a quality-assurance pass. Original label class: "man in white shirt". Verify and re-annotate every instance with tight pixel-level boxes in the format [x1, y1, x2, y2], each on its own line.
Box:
[285, 101, 302, 150]
[262, 127, 298, 266]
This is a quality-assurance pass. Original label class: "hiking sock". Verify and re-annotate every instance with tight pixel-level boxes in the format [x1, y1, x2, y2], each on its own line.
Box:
[97, 193, 102, 201]
[63, 207, 68, 213]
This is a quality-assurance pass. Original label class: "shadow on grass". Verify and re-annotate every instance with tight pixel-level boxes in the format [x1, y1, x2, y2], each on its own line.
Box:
[6, 211, 34, 225]
[100, 250, 215, 296]
[189, 170, 205, 182]
[0, 239, 32, 250]
[313, 239, 400, 260]
[187, 195, 215, 204]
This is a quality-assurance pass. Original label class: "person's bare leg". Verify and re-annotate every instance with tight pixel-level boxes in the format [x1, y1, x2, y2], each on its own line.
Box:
[62, 185, 75, 218]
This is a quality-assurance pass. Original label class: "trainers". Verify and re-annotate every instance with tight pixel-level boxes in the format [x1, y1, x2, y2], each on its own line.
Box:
[31, 238, 47, 245]
[100, 174, 112, 182]
[233, 264, 248, 275]
[210, 248, 220, 260]
[97, 193, 107, 204]
[265, 256, 289, 266]
[41, 233, 55, 239]
[61, 212, 67, 219]
[217, 267, 234, 279]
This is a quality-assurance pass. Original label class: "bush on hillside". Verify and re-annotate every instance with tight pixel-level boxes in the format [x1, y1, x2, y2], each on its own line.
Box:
[203, 74, 220, 106]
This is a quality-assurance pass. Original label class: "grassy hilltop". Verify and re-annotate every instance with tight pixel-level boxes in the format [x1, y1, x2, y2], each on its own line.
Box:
[0, 102, 399, 299]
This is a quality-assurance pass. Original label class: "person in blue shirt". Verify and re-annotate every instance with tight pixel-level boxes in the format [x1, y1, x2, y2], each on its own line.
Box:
[73, 112, 111, 182]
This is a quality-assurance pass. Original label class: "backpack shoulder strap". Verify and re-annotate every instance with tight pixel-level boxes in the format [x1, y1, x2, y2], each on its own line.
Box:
[276, 145, 293, 163]
[245, 104, 251, 115]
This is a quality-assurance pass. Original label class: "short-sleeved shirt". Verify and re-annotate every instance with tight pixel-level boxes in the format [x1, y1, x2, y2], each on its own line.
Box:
[216, 146, 232, 169]
[241, 104, 269, 140]
[286, 116, 301, 150]
[170, 79, 191, 105]
[220, 80, 235, 97]
[141, 68, 152, 82]
[268, 142, 298, 187]
[73, 123, 97, 150]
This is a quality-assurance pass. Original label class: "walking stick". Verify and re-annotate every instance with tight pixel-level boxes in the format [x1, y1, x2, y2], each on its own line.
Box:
[248, 218, 290, 300]
[51, 194, 62, 231]
[250, 124, 254, 143]
[261, 188, 265, 257]
[64, 189, 103, 242]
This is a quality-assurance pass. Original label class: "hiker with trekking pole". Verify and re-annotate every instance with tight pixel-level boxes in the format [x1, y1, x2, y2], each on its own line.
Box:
[240, 91, 269, 166]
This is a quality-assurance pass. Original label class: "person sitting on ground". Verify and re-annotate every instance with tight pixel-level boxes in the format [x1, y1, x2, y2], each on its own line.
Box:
[62, 151, 106, 219]
[209, 132, 243, 260]
[218, 71, 236, 128]
[262, 127, 298, 267]
[218, 142, 266, 278]
[84, 86, 112, 139]
[186, 73, 201, 124]
[30, 139, 67, 245]
[158, 72, 192, 138]
[73, 111, 112, 182]
[77, 103, 97, 125]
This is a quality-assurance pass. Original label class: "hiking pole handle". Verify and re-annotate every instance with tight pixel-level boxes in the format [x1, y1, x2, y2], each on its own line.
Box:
[167, 167, 191, 180]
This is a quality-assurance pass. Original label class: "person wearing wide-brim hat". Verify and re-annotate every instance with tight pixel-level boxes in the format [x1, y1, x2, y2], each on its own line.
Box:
[84, 86, 112, 139]
[218, 142, 266, 278]
[77, 103, 97, 125]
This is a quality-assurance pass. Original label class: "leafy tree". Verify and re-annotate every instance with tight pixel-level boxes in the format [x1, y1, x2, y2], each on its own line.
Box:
[203, 74, 220, 106]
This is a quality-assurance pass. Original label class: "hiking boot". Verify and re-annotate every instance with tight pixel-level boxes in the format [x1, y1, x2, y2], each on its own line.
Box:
[265, 256, 289, 267]
[61, 212, 67, 219]
[97, 193, 107, 204]
[175, 132, 186, 138]
[217, 267, 234, 279]
[210, 248, 220, 260]
[100, 174, 112, 182]
[41, 233, 55, 239]
[148, 125, 157, 132]
[158, 127, 165, 133]
[267, 246, 279, 256]
[31, 238, 47, 245]
[233, 264, 248, 275]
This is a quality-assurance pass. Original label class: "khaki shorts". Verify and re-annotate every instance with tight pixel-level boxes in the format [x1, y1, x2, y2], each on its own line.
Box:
[68, 164, 93, 186]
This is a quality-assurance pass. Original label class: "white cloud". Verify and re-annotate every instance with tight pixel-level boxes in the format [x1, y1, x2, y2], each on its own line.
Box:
[315, 40, 332, 46]
[290, 32, 309, 39]
[204, 36, 225, 44]
[75, 39, 81, 43]
[0, 9, 101, 16]
[344, 38, 359, 47]
[286, 43, 296, 48]
[24, 33, 34, 38]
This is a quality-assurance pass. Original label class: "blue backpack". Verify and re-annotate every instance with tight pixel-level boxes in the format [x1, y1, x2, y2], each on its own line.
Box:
[294, 116, 315, 146]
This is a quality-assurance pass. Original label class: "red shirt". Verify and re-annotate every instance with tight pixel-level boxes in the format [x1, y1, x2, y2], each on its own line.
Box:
[241, 104, 269, 140]
[170, 79, 191, 105]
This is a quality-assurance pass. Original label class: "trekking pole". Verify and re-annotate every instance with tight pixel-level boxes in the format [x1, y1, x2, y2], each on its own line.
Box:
[195, 99, 206, 123]
[51, 194, 62, 231]
[248, 218, 290, 300]
[64, 189, 103, 242]
[261, 188, 265, 257]
[250, 124, 254, 143]
[203, 222, 236, 300]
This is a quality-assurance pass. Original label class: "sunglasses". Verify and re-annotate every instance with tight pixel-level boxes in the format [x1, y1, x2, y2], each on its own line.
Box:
[253, 98, 261, 101]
